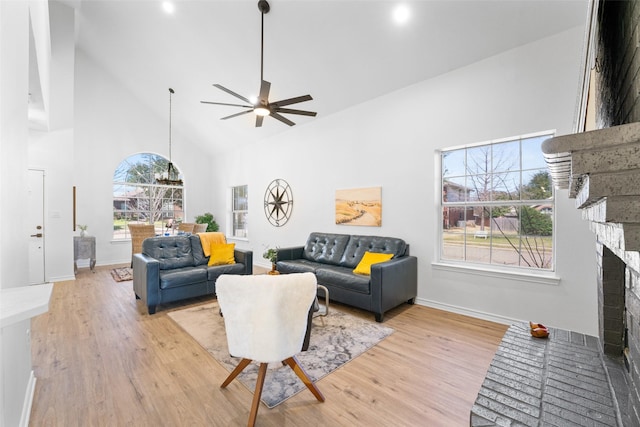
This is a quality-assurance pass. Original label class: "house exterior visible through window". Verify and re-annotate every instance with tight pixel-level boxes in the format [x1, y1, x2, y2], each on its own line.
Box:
[113, 153, 184, 239]
[232, 185, 248, 238]
[440, 131, 554, 270]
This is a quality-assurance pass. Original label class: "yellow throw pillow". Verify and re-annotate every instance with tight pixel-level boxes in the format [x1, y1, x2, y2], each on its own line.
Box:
[208, 242, 236, 266]
[353, 251, 394, 275]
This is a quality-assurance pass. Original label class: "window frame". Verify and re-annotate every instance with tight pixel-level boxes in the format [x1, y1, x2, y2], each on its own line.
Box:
[112, 153, 184, 240]
[231, 184, 248, 239]
[438, 130, 556, 273]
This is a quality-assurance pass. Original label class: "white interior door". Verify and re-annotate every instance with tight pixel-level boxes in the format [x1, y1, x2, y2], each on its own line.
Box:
[28, 169, 45, 284]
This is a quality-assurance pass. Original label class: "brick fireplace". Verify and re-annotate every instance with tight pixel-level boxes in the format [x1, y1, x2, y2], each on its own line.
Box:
[541, 122, 640, 424]
[470, 1, 640, 424]
[469, 122, 640, 426]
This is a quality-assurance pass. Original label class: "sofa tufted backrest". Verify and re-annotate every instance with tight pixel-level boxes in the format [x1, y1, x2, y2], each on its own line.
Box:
[189, 234, 209, 266]
[142, 236, 194, 270]
[303, 232, 350, 265]
[339, 235, 407, 268]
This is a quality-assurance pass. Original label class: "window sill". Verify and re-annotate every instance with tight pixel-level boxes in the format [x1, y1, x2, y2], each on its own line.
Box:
[431, 262, 561, 286]
[227, 236, 249, 242]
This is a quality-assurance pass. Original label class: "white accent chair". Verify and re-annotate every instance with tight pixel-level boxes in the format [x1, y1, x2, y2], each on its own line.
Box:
[216, 272, 325, 427]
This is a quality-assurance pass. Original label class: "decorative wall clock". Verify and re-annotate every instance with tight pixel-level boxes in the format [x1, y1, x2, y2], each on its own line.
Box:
[264, 179, 293, 227]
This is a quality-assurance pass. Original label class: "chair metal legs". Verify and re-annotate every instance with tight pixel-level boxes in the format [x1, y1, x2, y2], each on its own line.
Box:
[220, 356, 324, 427]
[315, 284, 329, 317]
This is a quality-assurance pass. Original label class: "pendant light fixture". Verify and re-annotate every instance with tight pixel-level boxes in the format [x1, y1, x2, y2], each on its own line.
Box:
[156, 88, 183, 186]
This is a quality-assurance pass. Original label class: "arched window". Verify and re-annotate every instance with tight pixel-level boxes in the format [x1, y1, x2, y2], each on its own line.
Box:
[113, 153, 184, 240]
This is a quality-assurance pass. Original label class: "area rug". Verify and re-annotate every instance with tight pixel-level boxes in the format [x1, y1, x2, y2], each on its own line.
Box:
[110, 267, 133, 282]
[167, 301, 394, 408]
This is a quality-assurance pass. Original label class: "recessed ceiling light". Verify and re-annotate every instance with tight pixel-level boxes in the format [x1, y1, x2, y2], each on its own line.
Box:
[162, 1, 175, 14]
[392, 4, 411, 25]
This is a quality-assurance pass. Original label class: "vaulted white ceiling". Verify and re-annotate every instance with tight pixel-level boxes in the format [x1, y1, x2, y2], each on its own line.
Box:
[50, 0, 589, 155]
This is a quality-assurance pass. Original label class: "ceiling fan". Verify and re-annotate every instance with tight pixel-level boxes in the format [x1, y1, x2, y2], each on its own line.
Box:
[201, 0, 316, 127]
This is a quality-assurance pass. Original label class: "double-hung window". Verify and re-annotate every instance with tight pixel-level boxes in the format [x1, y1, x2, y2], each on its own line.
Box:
[440, 132, 554, 271]
[231, 185, 248, 238]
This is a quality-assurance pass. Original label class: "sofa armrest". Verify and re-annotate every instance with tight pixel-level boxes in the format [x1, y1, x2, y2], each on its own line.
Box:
[133, 253, 160, 314]
[370, 255, 417, 322]
[276, 246, 304, 261]
[234, 249, 253, 275]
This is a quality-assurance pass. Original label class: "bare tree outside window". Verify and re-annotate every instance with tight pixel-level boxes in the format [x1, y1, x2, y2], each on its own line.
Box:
[441, 133, 554, 270]
[113, 153, 184, 239]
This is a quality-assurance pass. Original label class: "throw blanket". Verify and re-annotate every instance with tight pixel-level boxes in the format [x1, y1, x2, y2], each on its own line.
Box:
[198, 232, 226, 257]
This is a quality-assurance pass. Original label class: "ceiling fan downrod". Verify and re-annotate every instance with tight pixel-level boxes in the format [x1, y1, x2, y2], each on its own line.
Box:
[258, 0, 270, 83]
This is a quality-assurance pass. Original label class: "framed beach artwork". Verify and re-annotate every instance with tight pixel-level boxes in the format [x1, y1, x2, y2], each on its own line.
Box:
[335, 186, 382, 227]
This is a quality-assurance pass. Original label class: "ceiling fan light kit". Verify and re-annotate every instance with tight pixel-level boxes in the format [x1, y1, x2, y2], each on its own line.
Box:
[254, 106, 271, 116]
[201, 0, 316, 127]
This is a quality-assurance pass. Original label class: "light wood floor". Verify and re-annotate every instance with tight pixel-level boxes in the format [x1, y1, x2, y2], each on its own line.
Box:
[29, 265, 507, 426]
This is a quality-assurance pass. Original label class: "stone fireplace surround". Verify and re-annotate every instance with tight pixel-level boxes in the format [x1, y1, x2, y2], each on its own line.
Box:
[471, 122, 640, 425]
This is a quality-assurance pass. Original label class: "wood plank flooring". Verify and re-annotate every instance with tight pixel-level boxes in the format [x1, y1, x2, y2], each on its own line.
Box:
[29, 265, 507, 426]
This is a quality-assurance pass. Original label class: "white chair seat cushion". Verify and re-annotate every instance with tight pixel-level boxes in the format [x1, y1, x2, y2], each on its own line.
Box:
[216, 272, 317, 363]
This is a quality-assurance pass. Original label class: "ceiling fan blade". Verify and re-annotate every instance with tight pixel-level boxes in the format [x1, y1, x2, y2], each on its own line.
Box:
[270, 112, 295, 126]
[271, 94, 313, 107]
[221, 110, 254, 120]
[259, 80, 271, 102]
[255, 115, 264, 127]
[200, 101, 254, 108]
[274, 107, 317, 117]
[213, 84, 252, 104]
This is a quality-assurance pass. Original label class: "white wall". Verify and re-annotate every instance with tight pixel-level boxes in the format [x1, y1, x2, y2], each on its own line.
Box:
[212, 27, 599, 335]
[71, 50, 216, 266]
[1, 2, 34, 426]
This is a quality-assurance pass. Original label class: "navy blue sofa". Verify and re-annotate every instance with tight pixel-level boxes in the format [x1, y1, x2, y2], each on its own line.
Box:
[275, 232, 417, 322]
[133, 235, 252, 314]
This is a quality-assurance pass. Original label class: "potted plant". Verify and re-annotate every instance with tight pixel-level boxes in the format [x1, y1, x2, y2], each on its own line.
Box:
[77, 224, 88, 237]
[194, 212, 219, 232]
[263, 247, 279, 275]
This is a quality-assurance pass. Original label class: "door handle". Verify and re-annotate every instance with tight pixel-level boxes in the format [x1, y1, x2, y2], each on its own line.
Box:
[30, 233, 43, 238]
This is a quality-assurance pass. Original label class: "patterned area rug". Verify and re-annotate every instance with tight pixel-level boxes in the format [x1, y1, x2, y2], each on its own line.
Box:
[110, 267, 133, 282]
[167, 301, 394, 408]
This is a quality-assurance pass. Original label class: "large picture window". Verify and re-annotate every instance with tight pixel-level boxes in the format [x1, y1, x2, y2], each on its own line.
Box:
[232, 185, 248, 238]
[113, 153, 184, 239]
[441, 132, 554, 271]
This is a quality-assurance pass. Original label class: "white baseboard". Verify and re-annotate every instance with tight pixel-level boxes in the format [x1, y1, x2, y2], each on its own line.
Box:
[20, 371, 36, 427]
[48, 274, 75, 282]
[75, 259, 130, 269]
[415, 297, 519, 326]
[255, 261, 272, 269]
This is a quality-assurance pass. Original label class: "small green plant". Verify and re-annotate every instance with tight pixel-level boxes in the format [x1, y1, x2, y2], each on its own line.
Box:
[194, 212, 219, 232]
[263, 247, 278, 264]
[77, 224, 88, 236]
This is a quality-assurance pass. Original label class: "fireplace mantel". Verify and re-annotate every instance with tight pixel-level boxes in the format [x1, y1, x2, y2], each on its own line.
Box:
[542, 122, 640, 255]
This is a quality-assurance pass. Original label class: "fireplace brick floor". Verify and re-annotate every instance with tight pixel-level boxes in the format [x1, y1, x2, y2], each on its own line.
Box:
[470, 323, 621, 426]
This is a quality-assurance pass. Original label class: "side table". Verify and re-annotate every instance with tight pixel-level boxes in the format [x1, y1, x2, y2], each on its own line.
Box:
[74, 236, 96, 273]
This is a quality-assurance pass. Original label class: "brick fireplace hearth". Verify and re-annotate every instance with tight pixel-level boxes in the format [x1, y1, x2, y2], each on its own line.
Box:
[470, 323, 622, 425]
